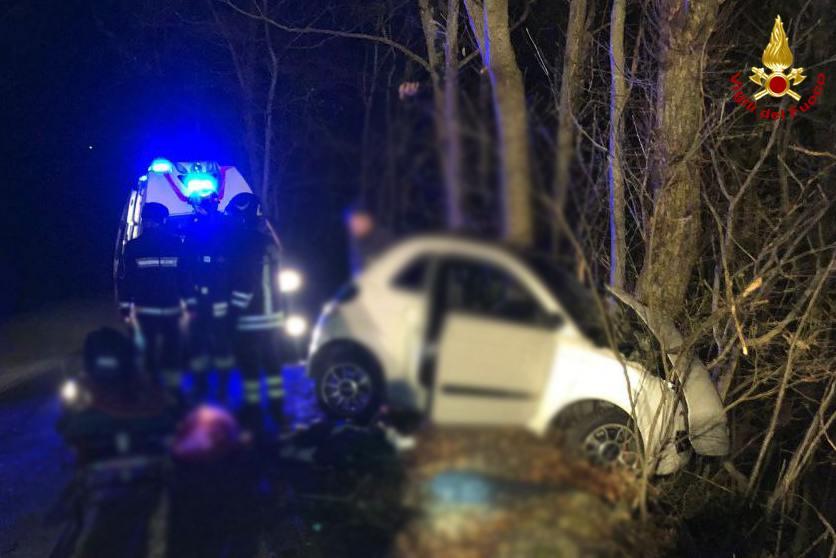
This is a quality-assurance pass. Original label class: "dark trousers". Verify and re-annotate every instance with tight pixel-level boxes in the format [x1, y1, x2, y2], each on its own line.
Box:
[234, 328, 288, 410]
[135, 314, 181, 389]
[188, 301, 234, 373]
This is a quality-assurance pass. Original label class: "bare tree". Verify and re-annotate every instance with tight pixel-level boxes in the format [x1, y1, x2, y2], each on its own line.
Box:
[418, 0, 465, 228]
[464, 0, 533, 246]
[636, 0, 722, 318]
[607, 0, 627, 288]
[553, 0, 591, 216]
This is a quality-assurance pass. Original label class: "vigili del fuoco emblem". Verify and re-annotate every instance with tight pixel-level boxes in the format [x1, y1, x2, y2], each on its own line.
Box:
[750, 16, 806, 101]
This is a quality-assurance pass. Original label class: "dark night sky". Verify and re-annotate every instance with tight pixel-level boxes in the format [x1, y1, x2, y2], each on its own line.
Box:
[0, 1, 364, 319]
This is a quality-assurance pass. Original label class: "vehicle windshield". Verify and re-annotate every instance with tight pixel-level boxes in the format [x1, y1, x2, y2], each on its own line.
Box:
[517, 253, 609, 346]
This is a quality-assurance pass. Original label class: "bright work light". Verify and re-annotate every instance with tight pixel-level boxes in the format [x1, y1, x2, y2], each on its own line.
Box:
[279, 269, 303, 293]
[149, 158, 174, 173]
[285, 315, 308, 337]
[60, 379, 79, 404]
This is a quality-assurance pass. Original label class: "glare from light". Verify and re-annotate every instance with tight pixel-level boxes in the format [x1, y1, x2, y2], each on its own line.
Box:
[279, 269, 303, 293]
[60, 379, 79, 403]
[149, 158, 174, 173]
[138, 174, 148, 182]
[184, 173, 218, 196]
[285, 315, 308, 337]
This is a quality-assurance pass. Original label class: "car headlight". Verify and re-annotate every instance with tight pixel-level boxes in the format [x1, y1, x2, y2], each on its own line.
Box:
[278, 269, 303, 293]
[60, 379, 79, 404]
[285, 315, 308, 337]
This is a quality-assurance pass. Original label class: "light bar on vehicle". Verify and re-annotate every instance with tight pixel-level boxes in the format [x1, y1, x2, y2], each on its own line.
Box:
[184, 172, 219, 197]
[148, 158, 174, 173]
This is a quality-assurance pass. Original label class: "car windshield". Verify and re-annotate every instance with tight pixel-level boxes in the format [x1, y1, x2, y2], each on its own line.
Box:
[516, 253, 609, 346]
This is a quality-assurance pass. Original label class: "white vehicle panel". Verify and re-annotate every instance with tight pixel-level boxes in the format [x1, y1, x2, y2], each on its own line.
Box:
[432, 313, 557, 425]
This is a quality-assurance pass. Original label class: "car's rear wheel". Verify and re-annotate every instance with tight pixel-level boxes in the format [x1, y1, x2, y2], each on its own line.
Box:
[311, 346, 383, 424]
[562, 407, 642, 471]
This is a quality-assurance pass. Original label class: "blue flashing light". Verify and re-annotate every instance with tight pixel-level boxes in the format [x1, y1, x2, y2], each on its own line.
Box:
[149, 158, 174, 173]
[138, 174, 148, 182]
[184, 172, 218, 196]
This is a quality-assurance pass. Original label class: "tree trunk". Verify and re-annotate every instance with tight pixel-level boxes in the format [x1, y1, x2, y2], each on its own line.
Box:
[553, 0, 590, 216]
[464, 0, 533, 246]
[608, 0, 627, 288]
[636, 0, 722, 318]
[418, 0, 464, 229]
[442, 0, 464, 229]
[262, 13, 279, 216]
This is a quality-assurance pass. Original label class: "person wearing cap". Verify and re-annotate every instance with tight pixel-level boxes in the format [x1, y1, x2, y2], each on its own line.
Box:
[344, 201, 392, 275]
[57, 327, 173, 463]
[180, 192, 235, 400]
[118, 202, 186, 396]
[225, 193, 290, 433]
[56, 328, 173, 557]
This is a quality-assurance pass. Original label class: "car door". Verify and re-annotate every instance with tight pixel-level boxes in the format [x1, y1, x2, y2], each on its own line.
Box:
[367, 253, 437, 408]
[429, 258, 560, 426]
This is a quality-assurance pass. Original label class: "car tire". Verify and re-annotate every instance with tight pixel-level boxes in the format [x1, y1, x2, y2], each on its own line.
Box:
[310, 345, 384, 424]
[562, 407, 643, 471]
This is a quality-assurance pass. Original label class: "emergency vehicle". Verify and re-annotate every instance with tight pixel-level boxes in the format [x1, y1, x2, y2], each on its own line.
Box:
[113, 159, 307, 336]
[114, 159, 255, 270]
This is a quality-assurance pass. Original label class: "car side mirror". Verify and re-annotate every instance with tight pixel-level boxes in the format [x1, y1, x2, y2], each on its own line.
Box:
[544, 313, 565, 329]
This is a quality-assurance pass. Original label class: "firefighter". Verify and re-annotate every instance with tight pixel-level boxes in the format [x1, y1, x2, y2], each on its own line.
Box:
[180, 192, 236, 401]
[118, 202, 185, 396]
[225, 193, 290, 433]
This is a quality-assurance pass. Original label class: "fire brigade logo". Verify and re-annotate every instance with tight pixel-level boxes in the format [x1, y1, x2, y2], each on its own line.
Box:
[749, 16, 805, 101]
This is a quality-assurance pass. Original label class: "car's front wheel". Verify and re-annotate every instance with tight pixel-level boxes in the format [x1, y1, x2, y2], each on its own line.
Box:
[310, 346, 384, 424]
[562, 407, 642, 471]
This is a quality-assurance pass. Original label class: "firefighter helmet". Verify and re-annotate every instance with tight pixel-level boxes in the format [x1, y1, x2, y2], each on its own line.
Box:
[226, 192, 262, 225]
[141, 202, 169, 225]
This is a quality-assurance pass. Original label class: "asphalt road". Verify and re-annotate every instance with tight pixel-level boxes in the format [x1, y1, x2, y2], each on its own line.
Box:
[0, 372, 73, 557]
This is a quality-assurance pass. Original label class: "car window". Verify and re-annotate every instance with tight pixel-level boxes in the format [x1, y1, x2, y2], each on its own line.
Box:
[392, 255, 431, 291]
[440, 258, 545, 324]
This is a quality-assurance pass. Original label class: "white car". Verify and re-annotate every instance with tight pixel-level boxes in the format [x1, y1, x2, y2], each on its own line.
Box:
[308, 236, 728, 473]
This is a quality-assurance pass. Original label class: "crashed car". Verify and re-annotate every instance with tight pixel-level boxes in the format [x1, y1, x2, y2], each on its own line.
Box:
[308, 235, 729, 473]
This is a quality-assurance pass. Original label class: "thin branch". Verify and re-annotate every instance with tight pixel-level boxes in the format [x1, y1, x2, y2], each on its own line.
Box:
[219, 0, 430, 71]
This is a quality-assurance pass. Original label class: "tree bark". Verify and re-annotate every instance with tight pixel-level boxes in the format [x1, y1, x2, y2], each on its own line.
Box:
[608, 0, 627, 288]
[418, 0, 464, 229]
[443, 0, 464, 229]
[261, 4, 279, 215]
[636, 0, 722, 318]
[553, 0, 590, 215]
[464, 0, 533, 246]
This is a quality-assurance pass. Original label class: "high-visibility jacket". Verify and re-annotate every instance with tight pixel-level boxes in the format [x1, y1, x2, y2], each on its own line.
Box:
[119, 227, 186, 316]
[229, 227, 284, 331]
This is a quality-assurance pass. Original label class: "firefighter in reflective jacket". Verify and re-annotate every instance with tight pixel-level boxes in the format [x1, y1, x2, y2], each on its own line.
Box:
[226, 193, 289, 431]
[180, 193, 235, 399]
[118, 203, 185, 394]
